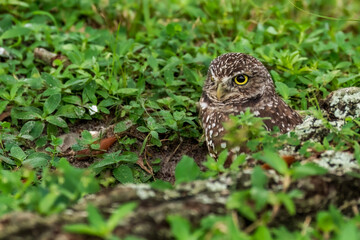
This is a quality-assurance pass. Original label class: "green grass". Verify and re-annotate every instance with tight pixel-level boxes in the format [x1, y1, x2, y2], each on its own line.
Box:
[1, 0, 360, 239]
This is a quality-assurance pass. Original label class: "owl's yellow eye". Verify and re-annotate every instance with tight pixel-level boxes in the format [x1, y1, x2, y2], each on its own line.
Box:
[233, 74, 248, 85]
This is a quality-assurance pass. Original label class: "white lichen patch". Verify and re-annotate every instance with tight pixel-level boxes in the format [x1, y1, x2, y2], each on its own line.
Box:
[176, 181, 207, 194]
[294, 116, 318, 138]
[329, 87, 360, 106]
[163, 189, 181, 200]
[329, 120, 344, 131]
[205, 181, 228, 192]
[278, 146, 296, 156]
[314, 150, 358, 175]
[218, 173, 234, 186]
[327, 87, 360, 120]
[195, 193, 228, 205]
[334, 108, 347, 119]
[313, 119, 323, 127]
[295, 116, 348, 142]
[128, 184, 156, 200]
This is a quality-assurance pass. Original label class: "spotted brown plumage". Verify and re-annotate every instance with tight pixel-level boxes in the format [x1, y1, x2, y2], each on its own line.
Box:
[199, 53, 303, 157]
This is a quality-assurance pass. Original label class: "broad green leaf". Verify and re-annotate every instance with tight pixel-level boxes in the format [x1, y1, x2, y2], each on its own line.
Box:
[113, 165, 134, 183]
[335, 61, 352, 69]
[20, 121, 37, 139]
[167, 215, 192, 240]
[337, 74, 360, 84]
[4, 1, 29, 7]
[160, 110, 177, 129]
[183, 66, 197, 85]
[202, 155, 219, 172]
[116, 88, 138, 95]
[32, 10, 58, 29]
[217, 149, 228, 168]
[338, 222, 358, 240]
[175, 155, 200, 184]
[84, 82, 97, 104]
[148, 55, 158, 71]
[20, 121, 44, 140]
[81, 130, 93, 141]
[98, 98, 115, 108]
[227, 191, 256, 221]
[44, 93, 61, 115]
[266, 26, 278, 35]
[74, 106, 86, 118]
[117, 39, 134, 56]
[42, 87, 61, 97]
[0, 155, 16, 165]
[10, 146, 26, 161]
[114, 120, 133, 133]
[251, 166, 267, 189]
[50, 135, 63, 146]
[90, 143, 100, 150]
[150, 130, 159, 139]
[253, 149, 288, 175]
[173, 111, 185, 121]
[1, 26, 31, 39]
[56, 105, 85, 118]
[29, 121, 44, 139]
[275, 82, 289, 100]
[253, 226, 273, 240]
[63, 224, 101, 236]
[277, 192, 296, 215]
[91, 152, 137, 169]
[39, 192, 58, 214]
[91, 152, 121, 168]
[290, 163, 327, 180]
[317, 211, 336, 232]
[0, 89, 10, 101]
[87, 204, 106, 229]
[10, 83, 23, 100]
[150, 136, 162, 147]
[117, 152, 138, 163]
[355, 142, 360, 164]
[46, 116, 68, 128]
[251, 187, 269, 210]
[23, 152, 50, 168]
[11, 107, 42, 120]
[230, 154, 247, 170]
[0, 101, 9, 115]
[62, 95, 82, 105]
[137, 126, 150, 133]
[41, 73, 62, 88]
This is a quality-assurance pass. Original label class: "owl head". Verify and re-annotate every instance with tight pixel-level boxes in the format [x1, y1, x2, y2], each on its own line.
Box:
[202, 53, 276, 104]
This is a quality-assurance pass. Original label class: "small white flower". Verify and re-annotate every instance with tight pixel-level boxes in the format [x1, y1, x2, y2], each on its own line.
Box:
[0, 47, 10, 57]
[89, 105, 98, 115]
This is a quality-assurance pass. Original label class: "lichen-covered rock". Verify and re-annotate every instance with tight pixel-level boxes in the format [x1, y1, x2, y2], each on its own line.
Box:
[295, 87, 360, 142]
[321, 87, 360, 120]
[313, 150, 359, 175]
[288, 87, 360, 176]
[294, 115, 330, 142]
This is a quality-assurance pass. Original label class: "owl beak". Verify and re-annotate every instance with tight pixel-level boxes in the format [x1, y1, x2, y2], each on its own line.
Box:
[216, 84, 225, 100]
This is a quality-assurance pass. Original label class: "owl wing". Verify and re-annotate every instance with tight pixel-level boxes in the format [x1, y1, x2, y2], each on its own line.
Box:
[258, 97, 302, 133]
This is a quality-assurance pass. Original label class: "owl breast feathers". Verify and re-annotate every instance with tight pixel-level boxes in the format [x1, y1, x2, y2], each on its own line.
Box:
[199, 53, 303, 157]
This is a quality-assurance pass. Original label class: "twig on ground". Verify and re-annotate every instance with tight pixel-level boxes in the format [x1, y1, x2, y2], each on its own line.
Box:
[34, 48, 71, 67]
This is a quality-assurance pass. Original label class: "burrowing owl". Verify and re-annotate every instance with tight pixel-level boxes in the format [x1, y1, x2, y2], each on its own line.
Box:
[199, 53, 302, 157]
